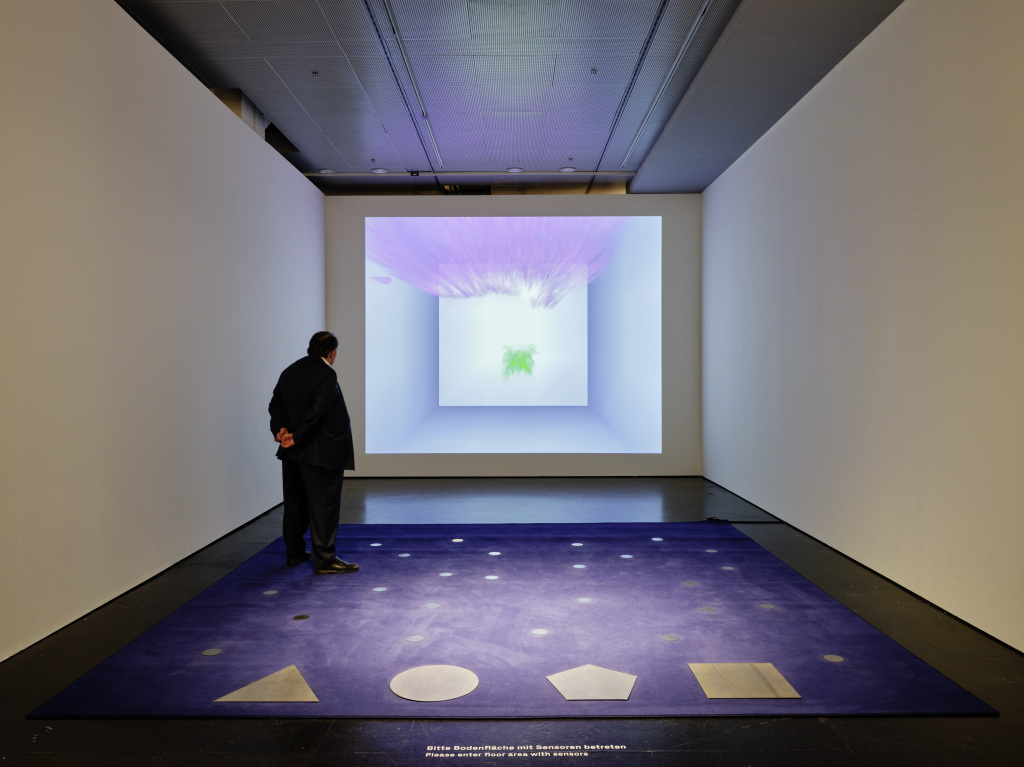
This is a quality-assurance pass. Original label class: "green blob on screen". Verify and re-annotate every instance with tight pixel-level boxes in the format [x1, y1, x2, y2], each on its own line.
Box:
[502, 345, 537, 379]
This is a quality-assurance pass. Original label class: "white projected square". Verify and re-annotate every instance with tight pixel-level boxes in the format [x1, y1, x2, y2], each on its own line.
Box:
[439, 277, 588, 407]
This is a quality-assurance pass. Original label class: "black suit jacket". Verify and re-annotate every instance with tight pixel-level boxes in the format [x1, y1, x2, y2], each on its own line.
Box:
[269, 355, 355, 471]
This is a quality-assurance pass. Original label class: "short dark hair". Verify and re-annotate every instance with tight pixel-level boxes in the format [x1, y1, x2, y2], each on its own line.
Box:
[307, 331, 338, 358]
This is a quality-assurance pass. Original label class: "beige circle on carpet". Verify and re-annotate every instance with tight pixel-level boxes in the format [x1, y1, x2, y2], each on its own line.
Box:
[390, 665, 480, 702]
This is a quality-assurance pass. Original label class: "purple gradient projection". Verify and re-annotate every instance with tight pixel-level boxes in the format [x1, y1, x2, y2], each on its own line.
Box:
[365, 217, 626, 308]
[364, 214, 662, 453]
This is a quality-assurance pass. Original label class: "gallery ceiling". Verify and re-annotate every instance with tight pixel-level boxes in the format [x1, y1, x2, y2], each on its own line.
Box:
[115, 0, 904, 194]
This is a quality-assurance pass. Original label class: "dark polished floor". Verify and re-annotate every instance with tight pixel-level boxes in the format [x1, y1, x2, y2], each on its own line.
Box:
[2, 477, 1022, 766]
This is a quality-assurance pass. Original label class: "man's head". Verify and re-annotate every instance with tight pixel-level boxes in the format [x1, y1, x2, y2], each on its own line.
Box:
[307, 331, 338, 362]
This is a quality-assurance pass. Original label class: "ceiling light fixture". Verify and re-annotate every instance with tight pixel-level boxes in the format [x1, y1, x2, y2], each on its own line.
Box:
[559, 167, 576, 173]
[318, 168, 336, 174]
[375, 0, 445, 170]
[371, 168, 389, 174]
[621, 0, 715, 168]
[506, 167, 523, 173]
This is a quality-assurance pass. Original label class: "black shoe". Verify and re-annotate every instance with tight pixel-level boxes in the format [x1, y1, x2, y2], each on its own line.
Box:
[314, 556, 359, 574]
[286, 551, 313, 566]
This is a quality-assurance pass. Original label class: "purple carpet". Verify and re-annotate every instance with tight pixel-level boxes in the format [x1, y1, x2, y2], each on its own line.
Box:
[32, 523, 995, 718]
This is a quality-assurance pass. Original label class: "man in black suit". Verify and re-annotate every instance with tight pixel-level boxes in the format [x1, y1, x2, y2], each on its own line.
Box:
[269, 331, 358, 574]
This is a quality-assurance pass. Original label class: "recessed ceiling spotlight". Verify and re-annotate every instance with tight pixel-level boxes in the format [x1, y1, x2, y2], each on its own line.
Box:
[318, 168, 336, 174]
[506, 167, 523, 173]
[371, 168, 389, 174]
[559, 166, 576, 173]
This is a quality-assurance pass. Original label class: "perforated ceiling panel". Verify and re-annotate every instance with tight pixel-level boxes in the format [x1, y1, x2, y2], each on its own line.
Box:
[113, 0, 903, 193]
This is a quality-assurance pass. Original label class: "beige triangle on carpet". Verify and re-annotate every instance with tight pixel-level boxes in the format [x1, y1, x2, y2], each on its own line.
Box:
[215, 664, 318, 702]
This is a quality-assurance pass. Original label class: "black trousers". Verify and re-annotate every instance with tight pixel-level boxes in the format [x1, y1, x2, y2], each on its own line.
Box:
[281, 459, 342, 566]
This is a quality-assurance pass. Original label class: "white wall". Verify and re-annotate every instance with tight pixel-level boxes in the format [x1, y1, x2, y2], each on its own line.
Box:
[0, 1, 325, 661]
[703, 0, 1024, 651]
[327, 195, 702, 476]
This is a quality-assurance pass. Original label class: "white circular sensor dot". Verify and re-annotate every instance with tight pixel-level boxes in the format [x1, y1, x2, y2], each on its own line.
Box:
[824, 654, 845, 663]
[202, 648, 222, 656]
[452, 539, 464, 543]
[439, 572, 453, 577]
[484, 575, 499, 580]
[489, 552, 501, 556]
[406, 635, 425, 643]
[758, 603, 775, 610]
[573, 564, 586, 569]
[531, 629, 549, 635]
[620, 554, 633, 559]
[398, 553, 411, 558]
[571, 543, 583, 547]
[576, 597, 593, 603]
[372, 587, 388, 592]
[706, 549, 718, 553]
[722, 566, 735, 571]
[262, 590, 278, 596]
[424, 603, 441, 609]
[370, 543, 382, 547]
[652, 537, 664, 541]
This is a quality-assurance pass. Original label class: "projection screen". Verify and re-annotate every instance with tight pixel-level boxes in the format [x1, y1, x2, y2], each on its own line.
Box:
[326, 195, 699, 477]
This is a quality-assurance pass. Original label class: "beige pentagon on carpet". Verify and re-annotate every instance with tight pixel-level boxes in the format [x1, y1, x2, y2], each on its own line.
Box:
[215, 665, 318, 702]
[547, 664, 637, 700]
